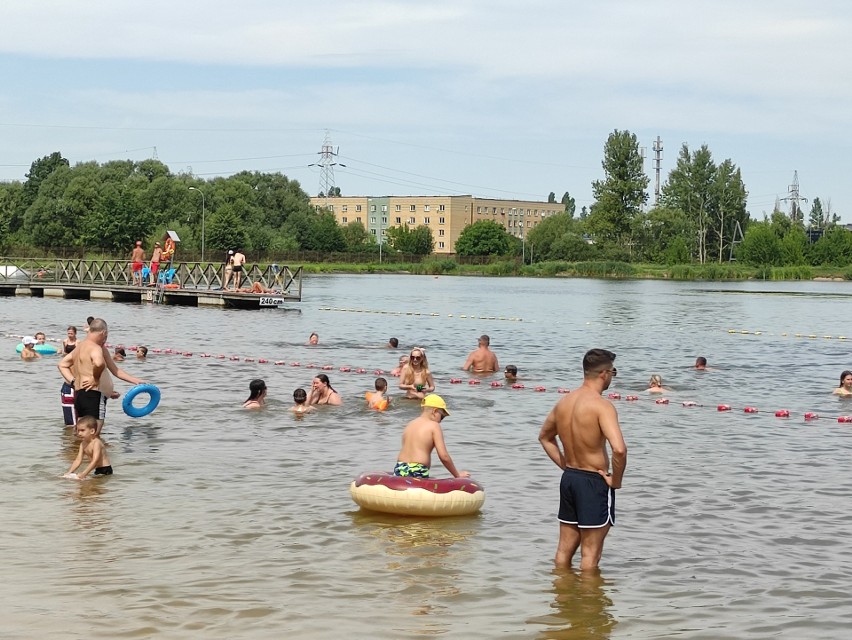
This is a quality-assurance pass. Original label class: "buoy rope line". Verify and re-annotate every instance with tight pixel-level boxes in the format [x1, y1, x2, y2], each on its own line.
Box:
[726, 329, 847, 339]
[318, 307, 525, 322]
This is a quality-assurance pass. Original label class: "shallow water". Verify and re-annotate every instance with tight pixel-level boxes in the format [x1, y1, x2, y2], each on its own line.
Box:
[3, 275, 852, 638]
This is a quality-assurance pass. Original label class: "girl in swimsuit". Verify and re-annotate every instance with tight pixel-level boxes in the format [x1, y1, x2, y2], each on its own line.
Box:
[833, 370, 852, 396]
[400, 348, 435, 399]
[63, 326, 78, 354]
[243, 379, 267, 409]
[308, 374, 342, 406]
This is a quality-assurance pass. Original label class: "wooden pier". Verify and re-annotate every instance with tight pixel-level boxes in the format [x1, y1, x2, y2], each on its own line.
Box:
[0, 258, 303, 309]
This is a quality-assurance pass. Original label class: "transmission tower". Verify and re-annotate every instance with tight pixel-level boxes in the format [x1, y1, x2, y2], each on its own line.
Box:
[780, 170, 808, 223]
[312, 131, 345, 207]
[652, 136, 663, 205]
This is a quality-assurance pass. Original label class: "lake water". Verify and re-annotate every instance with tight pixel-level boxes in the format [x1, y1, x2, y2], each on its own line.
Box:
[3, 274, 852, 639]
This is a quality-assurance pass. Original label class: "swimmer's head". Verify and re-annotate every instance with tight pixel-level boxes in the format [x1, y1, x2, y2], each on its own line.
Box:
[388, 337, 399, 348]
[398, 355, 409, 365]
[67, 326, 77, 337]
[114, 347, 126, 357]
[293, 388, 308, 404]
[375, 377, 388, 392]
[136, 346, 148, 358]
[695, 357, 707, 369]
[247, 379, 267, 401]
[504, 365, 518, 378]
[75, 416, 98, 439]
[649, 374, 662, 387]
[22, 335, 36, 346]
[309, 332, 319, 345]
[479, 334, 490, 347]
[840, 370, 852, 386]
[35, 332, 46, 343]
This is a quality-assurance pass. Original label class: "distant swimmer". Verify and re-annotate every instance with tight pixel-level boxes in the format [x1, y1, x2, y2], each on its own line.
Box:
[136, 346, 148, 360]
[308, 374, 342, 406]
[388, 337, 399, 349]
[833, 370, 852, 396]
[393, 394, 469, 479]
[391, 355, 409, 377]
[366, 377, 389, 410]
[504, 364, 518, 383]
[290, 388, 314, 414]
[400, 348, 435, 400]
[20, 336, 41, 361]
[647, 374, 669, 393]
[538, 348, 627, 571]
[694, 357, 708, 370]
[462, 334, 499, 373]
[35, 332, 47, 345]
[308, 332, 319, 345]
[243, 379, 267, 409]
[113, 347, 126, 362]
[63, 416, 112, 480]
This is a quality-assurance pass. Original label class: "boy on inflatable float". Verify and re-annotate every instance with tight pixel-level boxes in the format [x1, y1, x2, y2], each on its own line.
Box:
[350, 395, 484, 516]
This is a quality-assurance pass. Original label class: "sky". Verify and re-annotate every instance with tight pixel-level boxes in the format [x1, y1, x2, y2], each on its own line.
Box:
[1, 0, 850, 221]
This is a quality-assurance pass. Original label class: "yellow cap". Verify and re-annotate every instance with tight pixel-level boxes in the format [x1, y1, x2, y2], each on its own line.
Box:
[422, 394, 450, 415]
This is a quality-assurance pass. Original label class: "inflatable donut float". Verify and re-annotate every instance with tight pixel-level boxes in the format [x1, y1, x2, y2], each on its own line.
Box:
[349, 472, 485, 516]
[16, 343, 59, 355]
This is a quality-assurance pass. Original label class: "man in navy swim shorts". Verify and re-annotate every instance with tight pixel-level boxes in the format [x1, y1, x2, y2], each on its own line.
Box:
[538, 348, 627, 571]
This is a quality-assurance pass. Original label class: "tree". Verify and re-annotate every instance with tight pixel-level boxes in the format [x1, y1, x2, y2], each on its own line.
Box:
[780, 227, 808, 265]
[341, 221, 376, 252]
[386, 223, 434, 255]
[561, 192, 576, 217]
[23, 151, 69, 209]
[631, 206, 694, 264]
[809, 226, 852, 266]
[305, 212, 346, 252]
[547, 192, 556, 203]
[587, 130, 649, 247]
[454, 220, 513, 256]
[526, 213, 577, 261]
[205, 206, 248, 252]
[738, 223, 781, 266]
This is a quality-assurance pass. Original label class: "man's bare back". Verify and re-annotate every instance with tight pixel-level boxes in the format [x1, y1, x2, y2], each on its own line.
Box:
[462, 335, 499, 373]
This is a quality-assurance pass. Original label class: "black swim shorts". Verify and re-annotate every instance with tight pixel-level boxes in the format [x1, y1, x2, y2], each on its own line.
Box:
[94, 466, 113, 476]
[558, 467, 615, 528]
[74, 389, 104, 420]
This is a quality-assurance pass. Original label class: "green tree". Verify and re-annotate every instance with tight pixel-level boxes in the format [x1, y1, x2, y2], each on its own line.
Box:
[386, 223, 434, 255]
[809, 226, 852, 266]
[547, 192, 556, 203]
[454, 220, 513, 256]
[780, 227, 808, 265]
[561, 192, 576, 217]
[632, 206, 694, 264]
[526, 212, 578, 261]
[0, 181, 25, 245]
[206, 207, 248, 252]
[341, 221, 376, 252]
[23, 151, 69, 209]
[587, 130, 649, 248]
[738, 223, 781, 266]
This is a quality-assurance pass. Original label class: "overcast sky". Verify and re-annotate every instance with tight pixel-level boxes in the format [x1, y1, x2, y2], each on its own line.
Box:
[1, 0, 849, 220]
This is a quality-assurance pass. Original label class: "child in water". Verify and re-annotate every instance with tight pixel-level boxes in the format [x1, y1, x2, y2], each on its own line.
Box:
[504, 365, 518, 383]
[366, 377, 389, 411]
[64, 416, 112, 480]
[290, 388, 314, 414]
[647, 374, 668, 393]
[243, 379, 267, 409]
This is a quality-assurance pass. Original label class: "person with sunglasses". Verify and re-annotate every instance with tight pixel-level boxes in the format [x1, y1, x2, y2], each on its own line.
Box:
[399, 348, 435, 400]
[537, 348, 627, 571]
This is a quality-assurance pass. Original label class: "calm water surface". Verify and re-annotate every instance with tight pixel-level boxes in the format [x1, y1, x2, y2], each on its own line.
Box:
[3, 275, 852, 639]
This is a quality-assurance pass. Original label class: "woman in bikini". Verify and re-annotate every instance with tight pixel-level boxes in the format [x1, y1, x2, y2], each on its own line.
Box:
[243, 379, 268, 409]
[62, 326, 78, 354]
[308, 374, 342, 406]
[399, 347, 435, 400]
[833, 370, 852, 396]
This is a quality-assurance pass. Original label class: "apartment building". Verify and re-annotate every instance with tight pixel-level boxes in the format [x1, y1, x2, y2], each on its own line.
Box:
[309, 195, 564, 254]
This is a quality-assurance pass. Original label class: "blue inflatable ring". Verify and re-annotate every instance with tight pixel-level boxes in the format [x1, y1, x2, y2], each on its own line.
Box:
[123, 384, 161, 418]
[16, 343, 59, 355]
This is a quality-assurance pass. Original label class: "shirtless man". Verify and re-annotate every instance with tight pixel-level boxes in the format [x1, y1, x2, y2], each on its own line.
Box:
[131, 240, 145, 285]
[232, 249, 246, 289]
[149, 242, 162, 285]
[58, 318, 144, 435]
[462, 334, 499, 373]
[393, 395, 469, 479]
[538, 348, 627, 571]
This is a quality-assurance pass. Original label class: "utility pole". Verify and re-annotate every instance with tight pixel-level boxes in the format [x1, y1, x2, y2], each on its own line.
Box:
[780, 170, 808, 223]
[312, 130, 344, 209]
[653, 136, 663, 205]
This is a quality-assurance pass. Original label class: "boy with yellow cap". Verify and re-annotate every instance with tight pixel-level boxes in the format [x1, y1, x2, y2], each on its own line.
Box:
[393, 394, 470, 479]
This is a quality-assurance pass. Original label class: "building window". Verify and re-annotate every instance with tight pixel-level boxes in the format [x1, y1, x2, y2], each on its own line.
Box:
[395, 204, 401, 211]
[370, 229, 376, 235]
[382, 217, 387, 224]
[381, 205, 387, 212]
[477, 206, 482, 213]
[342, 217, 348, 224]
[409, 217, 416, 225]
[438, 242, 445, 249]
[355, 205, 362, 212]
[395, 217, 401, 224]
[424, 205, 430, 212]
[439, 217, 445, 224]
[342, 205, 348, 212]
[439, 229, 445, 237]
[424, 217, 430, 224]
[493, 207, 497, 214]
[357, 217, 362, 223]
[409, 205, 416, 212]
[370, 217, 376, 223]
[439, 204, 445, 211]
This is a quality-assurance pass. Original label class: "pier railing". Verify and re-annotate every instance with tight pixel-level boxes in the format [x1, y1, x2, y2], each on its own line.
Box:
[0, 258, 302, 297]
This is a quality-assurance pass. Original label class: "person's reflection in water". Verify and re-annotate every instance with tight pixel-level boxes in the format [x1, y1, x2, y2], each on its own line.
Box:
[532, 568, 616, 640]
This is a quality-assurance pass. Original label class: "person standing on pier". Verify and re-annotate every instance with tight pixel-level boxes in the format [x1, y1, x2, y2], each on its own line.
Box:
[130, 240, 145, 286]
[232, 249, 246, 289]
[149, 242, 162, 285]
